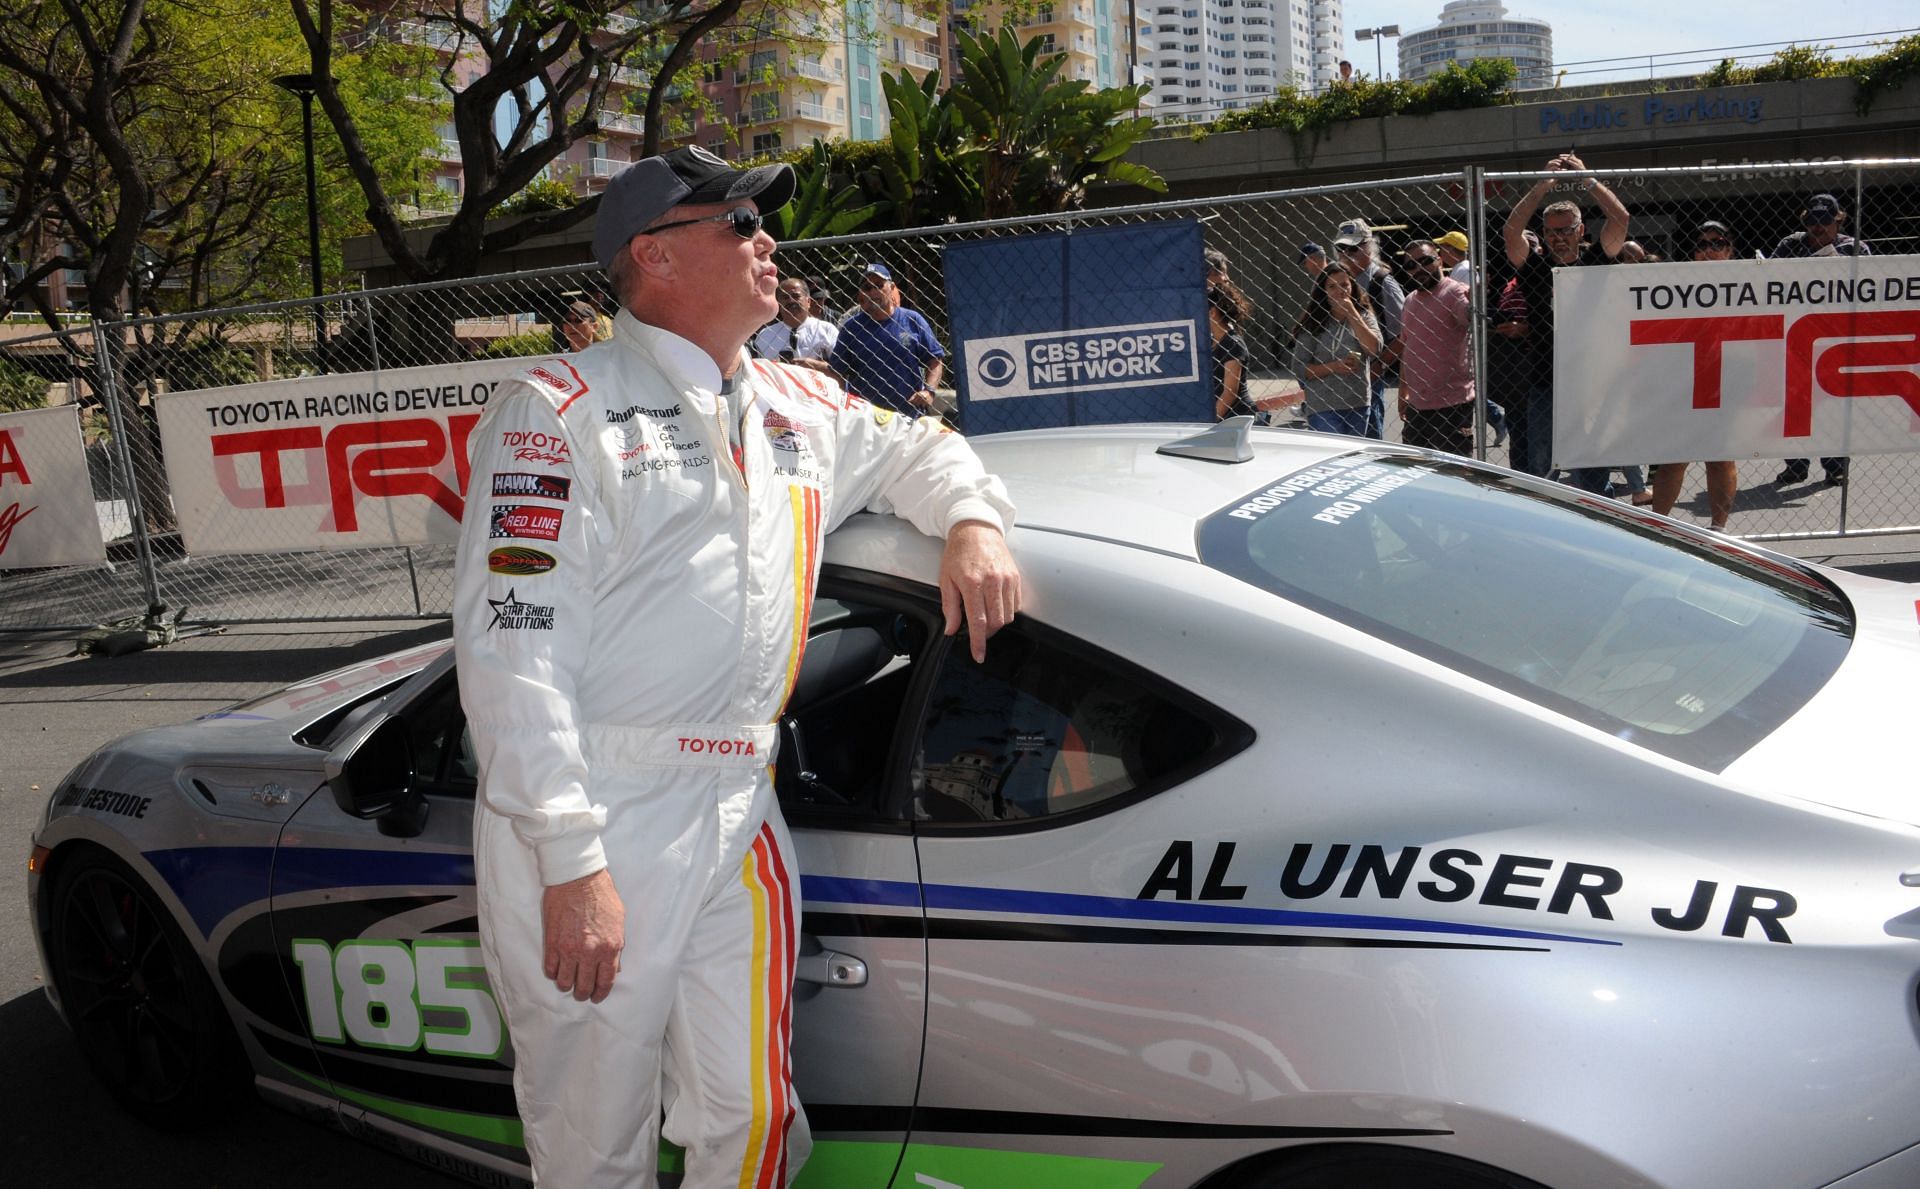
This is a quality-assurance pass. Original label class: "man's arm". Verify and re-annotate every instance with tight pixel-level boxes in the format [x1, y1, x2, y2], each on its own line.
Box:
[453, 378, 622, 1003]
[1569, 154, 1631, 258]
[1504, 176, 1555, 270]
[768, 365, 1019, 655]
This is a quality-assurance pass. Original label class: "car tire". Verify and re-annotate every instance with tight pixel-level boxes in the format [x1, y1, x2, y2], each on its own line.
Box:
[1217, 1144, 1550, 1189]
[46, 847, 248, 1129]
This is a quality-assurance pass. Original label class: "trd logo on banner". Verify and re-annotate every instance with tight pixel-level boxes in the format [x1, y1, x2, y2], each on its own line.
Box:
[967, 322, 1199, 401]
[210, 414, 482, 531]
[1630, 310, 1920, 436]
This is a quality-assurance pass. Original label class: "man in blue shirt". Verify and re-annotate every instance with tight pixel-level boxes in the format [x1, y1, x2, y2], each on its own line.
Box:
[828, 262, 945, 417]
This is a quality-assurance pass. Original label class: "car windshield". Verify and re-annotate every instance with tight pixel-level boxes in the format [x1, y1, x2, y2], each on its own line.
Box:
[1198, 452, 1852, 771]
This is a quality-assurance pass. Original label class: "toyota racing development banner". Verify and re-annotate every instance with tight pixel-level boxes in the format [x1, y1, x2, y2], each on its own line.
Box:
[945, 220, 1211, 432]
[156, 358, 535, 555]
[0, 405, 107, 568]
[1554, 256, 1920, 467]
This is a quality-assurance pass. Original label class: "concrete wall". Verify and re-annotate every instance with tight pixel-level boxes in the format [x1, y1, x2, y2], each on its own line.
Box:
[1119, 76, 1920, 199]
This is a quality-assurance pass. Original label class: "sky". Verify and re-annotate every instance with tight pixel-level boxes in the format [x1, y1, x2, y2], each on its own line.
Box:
[1340, 1, 1920, 85]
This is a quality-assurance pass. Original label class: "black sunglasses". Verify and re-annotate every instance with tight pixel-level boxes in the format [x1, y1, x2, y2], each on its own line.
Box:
[1696, 237, 1730, 249]
[644, 205, 763, 239]
[1405, 254, 1439, 265]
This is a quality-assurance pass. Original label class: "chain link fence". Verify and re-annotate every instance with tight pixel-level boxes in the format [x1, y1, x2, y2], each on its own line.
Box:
[2, 157, 1915, 631]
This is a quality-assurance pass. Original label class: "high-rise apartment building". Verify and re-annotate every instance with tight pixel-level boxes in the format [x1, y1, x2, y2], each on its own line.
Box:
[1397, 1, 1552, 89]
[1147, 0, 1342, 115]
[953, 2, 1157, 100]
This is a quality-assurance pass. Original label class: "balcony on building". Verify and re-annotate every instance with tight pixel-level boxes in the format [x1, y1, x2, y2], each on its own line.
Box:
[610, 64, 649, 89]
[789, 100, 835, 125]
[598, 109, 646, 136]
[430, 137, 462, 162]
[883, 4, 938, 36]
[589, 156, 626, 179]
[902, 47, 940, 71]
[788, 56, 843, 82]
[393, 19, 462, 54]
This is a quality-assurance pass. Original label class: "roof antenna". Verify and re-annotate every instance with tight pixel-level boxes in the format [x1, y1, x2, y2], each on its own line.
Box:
[1158, 416, 1255, 464]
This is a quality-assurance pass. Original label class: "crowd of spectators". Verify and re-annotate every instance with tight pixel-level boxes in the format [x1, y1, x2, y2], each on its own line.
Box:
[741, 160, 1891, 536]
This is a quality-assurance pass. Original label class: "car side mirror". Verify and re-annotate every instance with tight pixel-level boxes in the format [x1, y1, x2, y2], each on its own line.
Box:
[324, 712, 429, 838]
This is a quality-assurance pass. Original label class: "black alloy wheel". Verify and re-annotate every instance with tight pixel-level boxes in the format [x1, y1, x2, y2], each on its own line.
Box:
[49, 849, 243, 1128]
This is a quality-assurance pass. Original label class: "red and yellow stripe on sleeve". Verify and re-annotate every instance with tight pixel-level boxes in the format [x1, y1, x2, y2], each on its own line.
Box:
[778, 485, 823, 710]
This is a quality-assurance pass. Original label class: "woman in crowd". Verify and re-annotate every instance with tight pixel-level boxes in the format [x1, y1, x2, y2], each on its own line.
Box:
[1289, 264, 1381, 436]
[1649, 220, 1740, 532]
[1206, 249, 1256, 419]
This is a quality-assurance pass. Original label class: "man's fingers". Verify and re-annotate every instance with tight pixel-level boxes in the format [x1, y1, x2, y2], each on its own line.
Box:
[941, 572, 964, 638]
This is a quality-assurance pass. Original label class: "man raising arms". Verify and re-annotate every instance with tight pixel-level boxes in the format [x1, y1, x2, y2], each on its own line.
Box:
[453, 146, 1020, 1188]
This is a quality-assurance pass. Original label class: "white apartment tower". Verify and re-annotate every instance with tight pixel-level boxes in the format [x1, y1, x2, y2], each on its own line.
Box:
[1398, 1, 1553, 88]
[1149, 0, 1343, 114]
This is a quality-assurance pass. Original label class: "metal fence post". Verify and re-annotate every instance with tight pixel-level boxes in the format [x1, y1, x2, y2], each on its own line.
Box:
[94, 322, 164, 619]
[1465, 166, 1489, 461]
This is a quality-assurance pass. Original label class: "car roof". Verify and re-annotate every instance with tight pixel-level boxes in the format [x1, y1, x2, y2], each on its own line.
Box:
[966, 423, 1354, 558]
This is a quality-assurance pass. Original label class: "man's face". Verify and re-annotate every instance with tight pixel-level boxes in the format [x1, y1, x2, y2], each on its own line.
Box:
[1402, 246, 1442, 291]
[1693, 227, 1733, 263]
[639, 198, 779, 337]
[1436, 244, 1464, 268]
[1337, 241, 1370, 279]
[1301, 252, 1327, 279]
[561, 306, 597, 351]
[775, 279, 810, 325]
[1803, 208, 1839, 247]
[856, 271, 900, 319]
[1542, 212, 1583, 264]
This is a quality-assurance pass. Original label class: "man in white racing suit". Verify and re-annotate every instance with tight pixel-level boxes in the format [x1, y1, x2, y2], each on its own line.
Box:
[452, 146, 1021, 1188]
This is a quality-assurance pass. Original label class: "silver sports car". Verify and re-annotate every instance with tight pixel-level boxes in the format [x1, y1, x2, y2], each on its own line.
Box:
[28, 422, 1920, 1189]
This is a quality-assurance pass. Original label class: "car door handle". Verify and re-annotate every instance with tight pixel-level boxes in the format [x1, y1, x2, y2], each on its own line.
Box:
[795, 949, 868, 988]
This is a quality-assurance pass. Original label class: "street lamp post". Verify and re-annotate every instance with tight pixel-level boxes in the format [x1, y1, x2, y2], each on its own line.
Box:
[272, 72, 329, 371]
[1353, 24, 1402, 80]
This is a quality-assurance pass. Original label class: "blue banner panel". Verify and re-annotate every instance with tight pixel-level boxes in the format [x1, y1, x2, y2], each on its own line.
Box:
[944, 221, 1212, 433]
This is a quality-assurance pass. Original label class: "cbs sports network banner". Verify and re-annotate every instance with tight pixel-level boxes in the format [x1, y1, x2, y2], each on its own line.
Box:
[156, 358, 543, 555]
[945, 221, 1213, 432]
[1554, 256, 1920, 467]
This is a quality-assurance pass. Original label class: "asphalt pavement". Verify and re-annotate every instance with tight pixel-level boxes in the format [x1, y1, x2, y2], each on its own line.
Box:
[0, 620, 464, 1189]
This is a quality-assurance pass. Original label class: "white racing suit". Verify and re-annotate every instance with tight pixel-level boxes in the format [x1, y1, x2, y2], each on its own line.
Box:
[452, 312, 1014, 1188]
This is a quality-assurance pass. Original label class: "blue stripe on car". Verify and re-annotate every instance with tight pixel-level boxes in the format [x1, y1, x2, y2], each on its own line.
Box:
[145, 847, 475, 937]
[802, 875, 1619, 947]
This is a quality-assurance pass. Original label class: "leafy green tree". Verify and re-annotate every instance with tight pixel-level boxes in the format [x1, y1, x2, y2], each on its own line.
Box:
[945, 26, 1162, 219]
[762, 142, 877, 242]
[289, 1, 836, 284]
[0, 356, 51, 413]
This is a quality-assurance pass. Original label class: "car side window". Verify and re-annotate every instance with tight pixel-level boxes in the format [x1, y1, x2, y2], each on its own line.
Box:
[910, 623, 1227, 825]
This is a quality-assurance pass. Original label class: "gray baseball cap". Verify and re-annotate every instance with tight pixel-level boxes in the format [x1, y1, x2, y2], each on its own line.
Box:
[591, 146, 795, 269]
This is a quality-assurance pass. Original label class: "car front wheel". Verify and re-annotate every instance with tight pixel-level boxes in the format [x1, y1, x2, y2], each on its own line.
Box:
[47, 847, 245, 1128]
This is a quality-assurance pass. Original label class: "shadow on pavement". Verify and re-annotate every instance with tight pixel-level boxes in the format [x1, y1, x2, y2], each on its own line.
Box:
[0, 622, 450, 692]
[0, 989, 464, 1188]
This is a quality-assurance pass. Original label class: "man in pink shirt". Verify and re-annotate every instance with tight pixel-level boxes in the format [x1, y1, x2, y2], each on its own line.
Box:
[1396, 239, 1476, 456]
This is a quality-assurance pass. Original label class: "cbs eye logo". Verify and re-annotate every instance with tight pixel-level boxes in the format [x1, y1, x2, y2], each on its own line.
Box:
[976, 348, 1018, 387]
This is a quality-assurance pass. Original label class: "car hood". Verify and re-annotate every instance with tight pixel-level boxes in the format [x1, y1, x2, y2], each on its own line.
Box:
[1723, 566, 1920, 825]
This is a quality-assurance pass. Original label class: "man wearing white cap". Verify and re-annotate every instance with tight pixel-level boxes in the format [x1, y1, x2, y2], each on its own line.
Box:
[453, 145, 1020, 1188]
